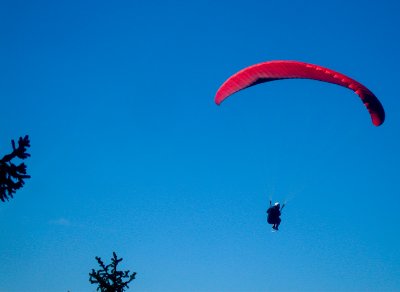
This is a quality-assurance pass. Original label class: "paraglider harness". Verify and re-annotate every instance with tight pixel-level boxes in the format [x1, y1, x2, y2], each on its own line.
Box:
[267, 201, 285, 230]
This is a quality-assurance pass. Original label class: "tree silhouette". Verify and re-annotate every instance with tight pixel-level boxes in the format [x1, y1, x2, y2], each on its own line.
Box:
[0, 135, 31, 202]
[89, 252, 137, 292]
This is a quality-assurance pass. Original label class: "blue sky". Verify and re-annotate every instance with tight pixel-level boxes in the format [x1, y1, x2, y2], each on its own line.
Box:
[1, 0, 400, 291]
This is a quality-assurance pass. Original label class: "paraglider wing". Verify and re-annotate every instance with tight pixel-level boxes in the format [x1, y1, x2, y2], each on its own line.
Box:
[215, 60, 385, 126]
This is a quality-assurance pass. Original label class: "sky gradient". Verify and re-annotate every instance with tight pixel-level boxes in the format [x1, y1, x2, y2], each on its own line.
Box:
[1, 0, 400, 291]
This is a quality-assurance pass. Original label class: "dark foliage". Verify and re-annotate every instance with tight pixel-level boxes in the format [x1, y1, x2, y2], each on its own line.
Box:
[0, 135, 31, 202]
[89, 252, 137, 292]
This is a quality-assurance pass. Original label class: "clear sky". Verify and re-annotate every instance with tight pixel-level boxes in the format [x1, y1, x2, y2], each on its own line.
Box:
[1, 0, 400, 291]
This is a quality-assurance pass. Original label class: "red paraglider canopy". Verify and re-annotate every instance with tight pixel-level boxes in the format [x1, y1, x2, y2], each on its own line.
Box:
[215, 60, 385, 126]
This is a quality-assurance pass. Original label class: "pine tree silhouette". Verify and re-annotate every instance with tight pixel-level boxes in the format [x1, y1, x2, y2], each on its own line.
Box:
[0, 135, 31, 202]
[89, 252, 136, 291]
